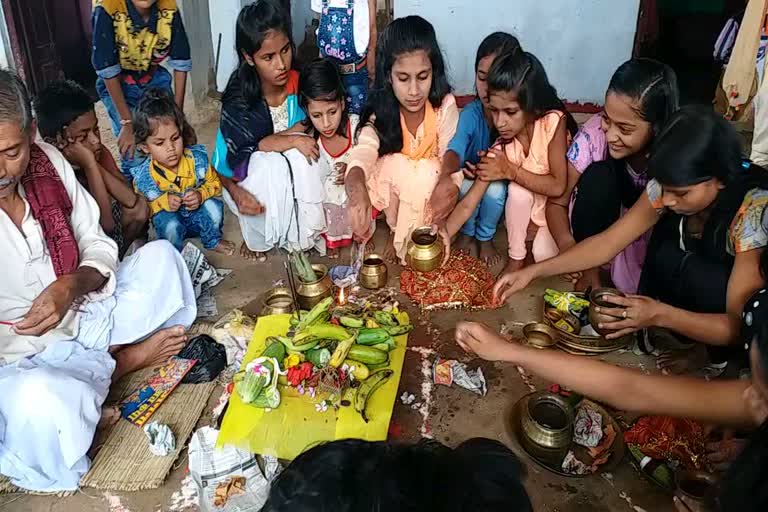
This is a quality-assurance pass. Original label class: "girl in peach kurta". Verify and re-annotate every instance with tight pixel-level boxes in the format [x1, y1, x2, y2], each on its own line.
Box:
[474, 51, 577, 273]
[345, 16, 460, 264]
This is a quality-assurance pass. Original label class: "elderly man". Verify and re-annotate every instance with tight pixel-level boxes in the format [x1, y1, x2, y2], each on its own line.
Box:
[0, 70, 197, 492]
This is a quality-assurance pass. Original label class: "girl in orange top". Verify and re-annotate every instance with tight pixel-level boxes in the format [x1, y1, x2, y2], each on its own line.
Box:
[345, 16, 460, 264]
[474, 51, 577, 274]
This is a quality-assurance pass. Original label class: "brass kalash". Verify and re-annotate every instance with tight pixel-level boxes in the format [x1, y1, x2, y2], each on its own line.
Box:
[405, 226, 444, 273]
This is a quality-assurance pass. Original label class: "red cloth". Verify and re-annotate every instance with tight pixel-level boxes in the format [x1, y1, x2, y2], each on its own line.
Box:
[624, 415, 708, 470]
[400, 252, 500, 309]
[20, 144, 80, 276]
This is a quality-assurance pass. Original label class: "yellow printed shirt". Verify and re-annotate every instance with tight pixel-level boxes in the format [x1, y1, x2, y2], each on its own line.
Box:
[92, 0, 191, 79]
[133, 145, 222, 216]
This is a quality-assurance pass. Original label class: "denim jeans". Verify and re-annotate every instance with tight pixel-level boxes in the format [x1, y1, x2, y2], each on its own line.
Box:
[459, 179, 508, 241]
[151, 198, 224, 251]
[341, 68, 368, 115]
[96, 67, 173, 181]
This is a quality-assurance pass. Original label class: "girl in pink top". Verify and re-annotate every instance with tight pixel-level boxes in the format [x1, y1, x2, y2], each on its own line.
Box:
[474, 51, 577, 275]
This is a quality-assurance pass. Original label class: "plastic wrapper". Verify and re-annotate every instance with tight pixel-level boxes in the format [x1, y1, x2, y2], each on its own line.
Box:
[213, 310, 257, 366]
[574, 406, 604, 448]
[179, 334, 228, 383]
[433, 357, 487, 396]
[144, 422, 176, 457]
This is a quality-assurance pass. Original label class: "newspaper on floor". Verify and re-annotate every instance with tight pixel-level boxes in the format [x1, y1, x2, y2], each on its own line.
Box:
[189, 426, 281, 512]
[181, 243, 232, 318]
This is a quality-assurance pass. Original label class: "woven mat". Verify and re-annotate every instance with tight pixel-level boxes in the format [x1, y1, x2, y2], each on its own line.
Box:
[0, 323, 217, 494]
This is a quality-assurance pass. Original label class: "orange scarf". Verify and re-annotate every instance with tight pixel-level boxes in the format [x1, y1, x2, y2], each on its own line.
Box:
[399, 104, 438, 160]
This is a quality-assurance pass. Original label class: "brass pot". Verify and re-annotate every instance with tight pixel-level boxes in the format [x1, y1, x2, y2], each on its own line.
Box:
[519, 392, 574, 466]
[523, 322, 558, 349]
[261, 287, 295, 316]
[675, 470, 719, 504]
[295, 264, 332, 310]
[588, 287, 626, 336]
[360, 254, 388, 289]
[406, 226, 444, 273]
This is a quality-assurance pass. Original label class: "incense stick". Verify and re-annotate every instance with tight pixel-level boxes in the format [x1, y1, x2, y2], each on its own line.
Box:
[284, 260, 300, 320]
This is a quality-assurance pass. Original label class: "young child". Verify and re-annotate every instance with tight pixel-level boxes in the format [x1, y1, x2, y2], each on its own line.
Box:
[445, 32, 520, 265]
[213, 0, 326, 262]
[34, 80, 149, 258]
[132, 89, 235, 255]
[92, 0, 192, 178]
[311, 0, 377, 115]
[474, 51, 577, 274]
[345, 15, 460, 264]
[299, 59, 360, 258]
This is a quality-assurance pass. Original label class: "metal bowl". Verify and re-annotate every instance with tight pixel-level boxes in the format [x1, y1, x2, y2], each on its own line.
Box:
[523, 322, 558, 349]
[519, 392, 574, 466]
[675, 470, 719, 504]
[260, 287, 295, 315]
[588, 287, 626, 336]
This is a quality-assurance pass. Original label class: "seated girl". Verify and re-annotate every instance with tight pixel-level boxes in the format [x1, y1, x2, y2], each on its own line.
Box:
[494, 107, 768, 376]
[345, 15, 460, 264]
[213, 0, 326, 261]
[444, 32, 520, 265]
[132, 89, 235, 255]
[473, 50, 576, 273]
[298, 59, 361, 258]
[546, 58, 679, 293]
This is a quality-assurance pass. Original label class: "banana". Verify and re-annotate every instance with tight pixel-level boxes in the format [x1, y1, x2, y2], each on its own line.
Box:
[373, 310, 398, 327]
[339, 315, 364, 328]
[293, 324, 350, 344]
[354, 369, 394, 422]
[329, 335, 356, 368]
[295, 297, 334, 331]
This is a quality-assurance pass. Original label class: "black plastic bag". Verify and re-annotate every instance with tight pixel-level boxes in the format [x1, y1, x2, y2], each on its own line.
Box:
[178, 335, 227, 384]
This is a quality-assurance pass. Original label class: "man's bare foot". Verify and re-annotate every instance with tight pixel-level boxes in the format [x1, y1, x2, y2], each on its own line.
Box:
[212, 240, 236, 256]
[454, 234, 476, 255]
[240, 242, 266, 262]
[500, 257, 525, 277]
[479, 240, 502, 266]
[327, 247, 340, 259]
[89, 406, 121, 458]
[113, 326, 188, 381]
[383, 233, 397, 263]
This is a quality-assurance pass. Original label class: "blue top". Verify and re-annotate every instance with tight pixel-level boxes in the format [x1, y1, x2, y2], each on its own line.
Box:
[446, 98, 491, 166]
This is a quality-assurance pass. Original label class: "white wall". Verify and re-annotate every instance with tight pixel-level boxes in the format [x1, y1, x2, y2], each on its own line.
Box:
[395, 0, 641, 104]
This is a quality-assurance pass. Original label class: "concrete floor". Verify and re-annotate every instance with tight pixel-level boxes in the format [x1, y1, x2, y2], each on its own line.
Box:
[2, 106, 672, 512]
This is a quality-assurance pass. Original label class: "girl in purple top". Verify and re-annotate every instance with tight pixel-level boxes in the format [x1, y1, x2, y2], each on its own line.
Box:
[546, 58, 679, 293]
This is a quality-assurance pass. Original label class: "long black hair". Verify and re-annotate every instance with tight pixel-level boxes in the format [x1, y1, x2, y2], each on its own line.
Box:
[649, 105, 768, 257]
[298, 59, 349, 139]
[229, 0, 293, 107]
[487, 50, 578, 136]
[607, 58, 679, 137]
[132, 88, 195, 147]
[261, 438, 532, 511]
[358, 15, 452, 156]
[475, 32, 521, 72]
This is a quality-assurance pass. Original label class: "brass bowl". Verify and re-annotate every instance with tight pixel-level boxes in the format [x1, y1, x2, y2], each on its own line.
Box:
[519, 392, 574, 466]
[675, 470, 719, 504]
[406, 226, 444, 273]
[295, 264, 333, 310]
[523, 322, 558, 349]
[588, 287, 627, 336]
[261, 287, 295, 315]
[360, 254, 388, 289]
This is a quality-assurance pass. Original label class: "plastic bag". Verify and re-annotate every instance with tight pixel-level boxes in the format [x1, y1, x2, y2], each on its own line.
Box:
[179, 335, 227, 384]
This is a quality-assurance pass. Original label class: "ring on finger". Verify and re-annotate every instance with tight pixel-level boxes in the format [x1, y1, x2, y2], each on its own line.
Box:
[622, 310, 628, 319]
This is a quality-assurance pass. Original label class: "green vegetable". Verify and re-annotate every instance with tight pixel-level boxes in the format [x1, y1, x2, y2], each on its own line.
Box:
[371, 339, 396, 352]
[237, 357, 282, 408]
[384, 325, 413, 336]
[291, 251, 317, 283]
[347, 345, 388, 365]
[374, 310, 398, 326]
[278, 336, 319, 353]
[262, 338, 287, 363]
[339, 315, 364, 328]
[306, 348, 331, 368]
[294, 297, 334, 331]
[357, 328, 391, 345]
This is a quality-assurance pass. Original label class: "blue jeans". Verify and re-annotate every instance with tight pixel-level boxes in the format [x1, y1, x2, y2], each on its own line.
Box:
[459, 179, 508, 241]
[96, 67, 173, 181]
[151, 198, 224, 251]
[341, 68, 368, 115]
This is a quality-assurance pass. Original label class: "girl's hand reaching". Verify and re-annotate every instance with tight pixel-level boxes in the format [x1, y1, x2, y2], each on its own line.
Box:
[455, 321, 517, 362]
[430, 224, 451, 266]
[293, 135, 320, 164]
[493, 265, 537, 304]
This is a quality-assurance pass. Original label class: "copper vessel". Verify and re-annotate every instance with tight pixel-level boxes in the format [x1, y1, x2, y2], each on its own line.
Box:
[405, 227, 444, 273]
[588, 287, 627, 336]
[295, 264, 332, 310]
[360, 254, 388, 289]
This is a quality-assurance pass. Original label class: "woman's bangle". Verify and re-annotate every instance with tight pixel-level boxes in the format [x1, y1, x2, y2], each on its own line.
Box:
[120, 119, 132, 126]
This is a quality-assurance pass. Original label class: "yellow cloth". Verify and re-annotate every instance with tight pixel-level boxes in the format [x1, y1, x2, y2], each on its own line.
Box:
[94, 0, 176, 73]
[148, 149, 222, 215]
[217, 314, 409, 460]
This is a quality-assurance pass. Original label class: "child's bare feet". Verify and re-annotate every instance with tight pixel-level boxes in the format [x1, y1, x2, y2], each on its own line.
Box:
[212, 240, 236, 256]
[327, 247, 340, 259]
[383, 233, 397, 263]
[365, 240, 375, 253]
[113, 326, 188, 381]
[454, 233, 477, 256]
[240, 242, 266, 262]
[479, 240, 501, 266]
[499, 257, 525, 277]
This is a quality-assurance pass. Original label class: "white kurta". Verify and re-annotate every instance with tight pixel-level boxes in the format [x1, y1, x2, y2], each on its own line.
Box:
[0, 143, 197, 492]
